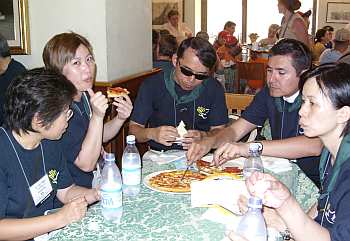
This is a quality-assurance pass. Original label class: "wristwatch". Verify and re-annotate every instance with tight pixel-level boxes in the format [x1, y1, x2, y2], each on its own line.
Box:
[280, 228, 292, 240]
[249, 141, 263, 155]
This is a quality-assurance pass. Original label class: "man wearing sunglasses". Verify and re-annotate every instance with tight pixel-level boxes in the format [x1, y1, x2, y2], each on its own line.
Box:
[129, 37, 228, 151]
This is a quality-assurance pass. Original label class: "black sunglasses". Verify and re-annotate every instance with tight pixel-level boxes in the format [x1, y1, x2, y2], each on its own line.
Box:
[179, 65, 209, 80]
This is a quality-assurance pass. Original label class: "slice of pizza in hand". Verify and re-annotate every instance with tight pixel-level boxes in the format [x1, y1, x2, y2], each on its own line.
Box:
[177, 120, 188, 139]
[106, 87, 130, 98]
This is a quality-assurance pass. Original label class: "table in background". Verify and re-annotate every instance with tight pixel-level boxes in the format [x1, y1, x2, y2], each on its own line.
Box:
[50, 155, 319, 241]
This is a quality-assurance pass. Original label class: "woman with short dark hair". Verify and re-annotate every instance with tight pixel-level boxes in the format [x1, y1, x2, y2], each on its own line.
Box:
[0, 68, 99, 240]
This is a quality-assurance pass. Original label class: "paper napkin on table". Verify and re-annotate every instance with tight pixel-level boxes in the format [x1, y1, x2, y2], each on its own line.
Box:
[191, 178, 249, 214]
[262, 156, 293, 173]
[143, 150, 187, 165]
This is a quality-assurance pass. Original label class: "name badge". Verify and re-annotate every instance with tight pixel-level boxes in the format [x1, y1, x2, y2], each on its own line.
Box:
[30, 174, 53, 206]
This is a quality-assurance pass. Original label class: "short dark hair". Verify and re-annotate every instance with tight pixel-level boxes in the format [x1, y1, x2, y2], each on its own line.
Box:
[299, 63, 350, 136]
[0, 34, 11, 58]
[270, 38, 312, 76]
[4, 68, 77, 134]
[176, 37, 217, 69]
[159, 34, 177, 58]
[314, 29, 327, 43]
[323, 25, 334, 32]
[278, 0, 301, 12]
[224, 21, 236, 30]
[168, 10, 179, 18]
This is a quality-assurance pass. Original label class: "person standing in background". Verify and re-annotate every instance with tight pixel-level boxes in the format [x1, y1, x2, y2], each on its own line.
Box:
[278, 0, 309, 46]
[0, 34, 26, 125]
[161, 10, 192, 44]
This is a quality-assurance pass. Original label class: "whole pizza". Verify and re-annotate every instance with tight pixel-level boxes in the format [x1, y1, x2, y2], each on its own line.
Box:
[148, 170, 206, 193]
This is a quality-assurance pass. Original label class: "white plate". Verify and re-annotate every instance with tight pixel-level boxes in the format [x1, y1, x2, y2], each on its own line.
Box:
[143, 170, 191, 194]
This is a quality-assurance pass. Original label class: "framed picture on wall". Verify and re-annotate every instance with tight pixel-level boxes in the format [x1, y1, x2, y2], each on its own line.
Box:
[326, 2, 350, 24]
[0, 0, 30, 55]
[152, 0, 184, 29]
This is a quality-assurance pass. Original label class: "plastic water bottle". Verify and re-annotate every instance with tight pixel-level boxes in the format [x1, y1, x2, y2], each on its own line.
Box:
[242, 45, 248, 62]
[122, 135, 141, 196]
[236, 197, 267, 241]
[243, 145, 264, 178]
[100, 153, 123, 222]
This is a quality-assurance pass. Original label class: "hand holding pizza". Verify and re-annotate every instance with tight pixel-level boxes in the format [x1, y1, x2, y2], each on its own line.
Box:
[87, 88, 108, 119]
[112, 94, 133, 121]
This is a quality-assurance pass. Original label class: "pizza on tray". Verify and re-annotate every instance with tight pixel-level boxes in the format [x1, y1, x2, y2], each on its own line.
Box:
[106, 87, 130, 98]
[196, 160, 242, 177]
[148, 170, 206, 193]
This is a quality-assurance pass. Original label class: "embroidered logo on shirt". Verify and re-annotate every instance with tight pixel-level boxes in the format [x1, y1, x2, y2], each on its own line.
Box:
[48, 169, 59, 184]
[325, 203, 336, 224]
[197, 106, 209, 119]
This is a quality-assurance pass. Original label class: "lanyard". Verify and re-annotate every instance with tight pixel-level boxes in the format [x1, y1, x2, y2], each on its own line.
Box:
[72, 92, 92, 119]
[0, 127, 47, 190]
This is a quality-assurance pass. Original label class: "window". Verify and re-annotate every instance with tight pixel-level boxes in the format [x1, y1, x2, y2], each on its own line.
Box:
[207, 0, 314, 44]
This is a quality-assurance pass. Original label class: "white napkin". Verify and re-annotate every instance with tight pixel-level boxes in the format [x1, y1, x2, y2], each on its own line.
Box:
[143, 150, 187, 165]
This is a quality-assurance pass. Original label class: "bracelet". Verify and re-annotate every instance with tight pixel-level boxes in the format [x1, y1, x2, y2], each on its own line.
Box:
[280, 228, 292, 240]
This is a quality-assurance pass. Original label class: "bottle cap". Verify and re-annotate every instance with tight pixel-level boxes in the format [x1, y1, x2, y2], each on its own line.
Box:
[248, 196, 262, 209]
[126, 135, 136, 143]
[104, 152, 115, 162]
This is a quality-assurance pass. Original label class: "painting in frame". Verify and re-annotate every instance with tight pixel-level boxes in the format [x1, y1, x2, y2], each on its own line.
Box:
[152, 0, 184, 29]
[326, 2, 350, 24]
[0, 0, 30, 55]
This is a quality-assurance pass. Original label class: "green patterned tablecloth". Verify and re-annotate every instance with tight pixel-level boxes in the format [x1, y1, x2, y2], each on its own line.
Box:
[50, 156, 318, 241]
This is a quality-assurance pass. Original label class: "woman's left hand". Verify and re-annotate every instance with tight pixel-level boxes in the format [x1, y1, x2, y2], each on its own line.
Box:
[181, 130, 203, 149]
[84, 188, 101, 204]
[112, 94, 133, 121]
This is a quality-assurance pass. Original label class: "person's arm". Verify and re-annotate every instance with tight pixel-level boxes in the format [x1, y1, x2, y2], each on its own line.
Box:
[186, 118, 256, 163]
[74, 89, 108, 172]
[129, 121, 178, 147]
[0, 195, 88, 241]
[56, 184, 100, 205]
[292, 18, 309, 47]
[103, 95, 133, 143]
[181, 125, 226, 150]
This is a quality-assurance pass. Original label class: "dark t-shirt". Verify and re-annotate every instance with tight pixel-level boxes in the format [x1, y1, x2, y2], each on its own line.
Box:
[315, 139, 350, 240]
[131, 71, 228, 151]
[241, 87, 320, 187]
[59, 94, 93, 188]
[0, 128, 73, 220]
[0, 59, 26, 125]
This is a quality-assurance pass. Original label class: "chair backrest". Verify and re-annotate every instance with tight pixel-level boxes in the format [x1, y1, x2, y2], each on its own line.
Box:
[225, 93, 254, 115]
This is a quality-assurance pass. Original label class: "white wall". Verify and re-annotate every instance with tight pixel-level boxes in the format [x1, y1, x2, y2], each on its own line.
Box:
[317, 0, 350, 31]
[184, 0, 201, 35]
[13, 0, 152, 82]
[105, 0, 152, 80]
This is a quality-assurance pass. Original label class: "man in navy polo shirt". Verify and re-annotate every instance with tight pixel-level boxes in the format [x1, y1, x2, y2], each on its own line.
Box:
[187, 38, 322, 187]
[130, 37, 228, 151]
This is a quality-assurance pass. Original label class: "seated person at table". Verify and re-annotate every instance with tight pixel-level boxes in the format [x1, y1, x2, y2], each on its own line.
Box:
[187, 39, 322, 187]
[129, 37, 228, 151]
[217, 31, 241, 64]
[153, 33, 178, 72]
[228, 63, 350, 241]
[0, 33, 26, 125]
[259, 24, 280, 46]
[43, 32, 133, 188]
[0, 68, 99, 241]
[319, 28, 350, 65]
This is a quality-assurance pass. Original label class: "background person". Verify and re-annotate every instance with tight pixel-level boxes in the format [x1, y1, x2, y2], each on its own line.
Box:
[319, 28, 350, 64]
[278, 0, 309, 46]
[161, 10, 192, 44]
[0, 33, 26, 125]
[129, 37, 228, 151]
[311, 29, 327, 61]
[259, 24, 280, 46]
[43, 32, 133, 189]
[0, 68, 99, 240]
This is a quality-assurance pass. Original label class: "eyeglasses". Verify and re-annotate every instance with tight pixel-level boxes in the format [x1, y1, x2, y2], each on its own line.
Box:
[66, 109, 73, 120]
[179, 63, 209, 80]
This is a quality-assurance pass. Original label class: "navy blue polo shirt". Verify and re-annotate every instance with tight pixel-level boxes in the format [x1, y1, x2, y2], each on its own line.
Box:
[315, 139, 350, 240]
[59, 95, 93, 188]
[0, 129, 73, 221]
[241, 86, 320, 187]
[131, 71, 228, 151]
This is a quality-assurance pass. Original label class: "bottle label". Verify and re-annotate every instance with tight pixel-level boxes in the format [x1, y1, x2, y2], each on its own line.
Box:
[122, 168, 141, 185]
[101, 189, 122, 209]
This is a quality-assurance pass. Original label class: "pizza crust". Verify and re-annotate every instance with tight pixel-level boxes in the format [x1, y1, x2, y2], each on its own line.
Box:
[106, 87, 130, 98]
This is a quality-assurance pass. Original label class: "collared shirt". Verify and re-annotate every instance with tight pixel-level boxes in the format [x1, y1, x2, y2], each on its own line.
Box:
[161, 22, 192, 43]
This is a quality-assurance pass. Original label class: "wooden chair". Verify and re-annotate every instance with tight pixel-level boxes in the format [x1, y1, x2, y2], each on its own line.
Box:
[236, 60, 267, 93]
[225, 93, 256, 142]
